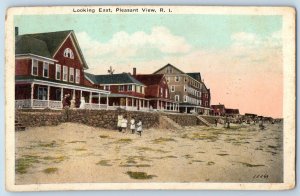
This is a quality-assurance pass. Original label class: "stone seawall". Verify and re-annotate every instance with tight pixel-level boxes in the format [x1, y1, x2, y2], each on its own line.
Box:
[16, 109, 207, 129]
[163, 113, 205, 126]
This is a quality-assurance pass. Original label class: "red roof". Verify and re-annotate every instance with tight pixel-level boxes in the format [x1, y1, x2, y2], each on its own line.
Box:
[133, 74, 164, 85]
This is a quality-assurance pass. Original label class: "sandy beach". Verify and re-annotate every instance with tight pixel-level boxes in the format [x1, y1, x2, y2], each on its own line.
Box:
[15, 122, 283, 184]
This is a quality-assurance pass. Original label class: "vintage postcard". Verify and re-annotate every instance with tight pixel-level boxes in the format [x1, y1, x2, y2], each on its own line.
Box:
[5, 6, 295, 191]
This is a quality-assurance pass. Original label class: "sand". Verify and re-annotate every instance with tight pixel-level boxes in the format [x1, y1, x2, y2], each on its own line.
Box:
[15, 122, 283, 184]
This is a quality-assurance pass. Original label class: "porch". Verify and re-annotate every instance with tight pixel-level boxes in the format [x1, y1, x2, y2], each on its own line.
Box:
[15, 80, 110, 110]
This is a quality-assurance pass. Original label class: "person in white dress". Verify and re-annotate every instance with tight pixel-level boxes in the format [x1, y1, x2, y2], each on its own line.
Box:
[136, 119, 143, 136]
[79, 97, 85, 109]
[121, 115, 128, 133]
[130, 117, 136, 134]
[117, 115, 123, 132]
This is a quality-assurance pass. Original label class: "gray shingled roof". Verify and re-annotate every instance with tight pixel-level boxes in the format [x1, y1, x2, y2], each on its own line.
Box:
[85, 72, 145, 86]
[15, 30, 88, 69]
[186, 72, 201, 81]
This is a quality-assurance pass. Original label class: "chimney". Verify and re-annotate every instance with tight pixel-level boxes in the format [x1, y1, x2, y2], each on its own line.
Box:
[15, 27, 19, 36]
[133, 67, 136, 76]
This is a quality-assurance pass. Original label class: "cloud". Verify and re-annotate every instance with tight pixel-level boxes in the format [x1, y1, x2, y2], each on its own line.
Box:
[76, 26, 192, 70]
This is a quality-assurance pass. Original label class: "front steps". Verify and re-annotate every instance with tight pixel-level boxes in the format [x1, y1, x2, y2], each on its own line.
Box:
[15, 119, 26, 131]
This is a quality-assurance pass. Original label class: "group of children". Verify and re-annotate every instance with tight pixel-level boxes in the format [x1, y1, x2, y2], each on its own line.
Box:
[117, 115, 143, 136]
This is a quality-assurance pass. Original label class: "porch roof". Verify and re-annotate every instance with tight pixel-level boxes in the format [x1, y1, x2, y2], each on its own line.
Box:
[15, 76, 110, 94]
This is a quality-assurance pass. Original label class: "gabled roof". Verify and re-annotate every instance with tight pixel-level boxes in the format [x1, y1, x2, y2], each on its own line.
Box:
[153, 63, 185, 74]
[84, 72, 145, 86]
[186, 72, 201, 81]
[15, 30, 88, 69]
[133, 74, 164, 86]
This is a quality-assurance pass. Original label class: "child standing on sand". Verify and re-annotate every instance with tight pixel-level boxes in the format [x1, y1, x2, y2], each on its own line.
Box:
[130, 117, 135, 134]
[136, 119, 143, 136]
[121, 115, 128, 133]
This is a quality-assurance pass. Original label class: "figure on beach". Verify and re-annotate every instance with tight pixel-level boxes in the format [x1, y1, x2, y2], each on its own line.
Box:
[117, 114, 123, 132]
[130, 117, 136, 134]
[121, 115, 128, 133]
[62, 94, 71, 108]
[79, 97, 85, 109]
[215, 118, 218, 127]
[136, 119, 143, 136]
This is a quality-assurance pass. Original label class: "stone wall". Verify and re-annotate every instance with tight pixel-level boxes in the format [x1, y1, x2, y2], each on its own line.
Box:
[66, 109, 159, 129]
[16, 110, 66, 127]
[16, 109, 208, 129]
[163, 113, 203, 126]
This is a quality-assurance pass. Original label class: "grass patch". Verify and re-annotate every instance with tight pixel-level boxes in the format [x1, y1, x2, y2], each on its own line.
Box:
[74, 148, 87, 151]
[137, 147, 170, 153]
[183, 154, 193, 159]
[99, 135, 109, 139]
[117, 138, 132, 143]
[217, 153, 229, 156]
[126, 156, 151, 163]
[192, 160, 204, 163]
[152, 137, 176, 144]
[120, 164, 151, 168]
[96, 160, 112, 166]
[43, 167, 58, 174]
[238, 162, 265, 167]
[207, 161, 215, 166]
[43, 156, 67, 163]
[68, 140, 86, 144]
[126, 171, 156, 179]
[36, 140, 59, 148]
[15, 155, 40, 174]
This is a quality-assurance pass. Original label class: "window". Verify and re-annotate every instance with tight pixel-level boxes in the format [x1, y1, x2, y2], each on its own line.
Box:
[141, 86, 145, 94]
[160, 88, 163, 97]
[63, 66, 68, 81]
[184, 85, 187, 92]
[38, 87, 48, 100]
[119, 85, 124, 91]
[175, 76, 180, 82]
[171, 85, 175, 92]
[165, 89, 168, 98]
[167, 66, 173, 73]
[136, 85, 140, 93]
[56, 64, 61, 80]
[75, 69, 80, 83]
[55, 89, 61, 100]
[184, 95, 187, 102]
[32, 59, 38, 76]
[104, 85, 110, 91]
[175, 95, 180, 102]
[205, 101, 208, 106]
[185, 77, 187, 82]
[42, 62, 49, 77]
[128, 85, 132, 91]
[69, 68, 74, 82]
[132, 85, 136, 92]
[166, 77, 170, 82]
[64, 48, 74, 59]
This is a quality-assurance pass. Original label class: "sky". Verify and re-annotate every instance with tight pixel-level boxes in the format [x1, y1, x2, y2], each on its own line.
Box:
[14, 14, 283, 118]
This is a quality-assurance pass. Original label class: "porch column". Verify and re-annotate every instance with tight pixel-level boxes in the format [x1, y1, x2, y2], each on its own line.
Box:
[30, 83, 34, 108]
[125, 97, 128, 109]
[157, 100, 159, 110]
[80, 90, 82, 98]
[89, 92, 92, 103]
[106, 94, 109, 110]
[98, 93, 101, 109]
[47, 85, 50, 108]
[60, 87, 64, 108]
[73, 89, 75, 99]
[185, 107, 187, 113]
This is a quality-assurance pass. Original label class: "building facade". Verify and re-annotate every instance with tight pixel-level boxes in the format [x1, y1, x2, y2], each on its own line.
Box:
[153, 64, 211, 114]
[15, 29, 110, 110]
[133, 73, 179, 112]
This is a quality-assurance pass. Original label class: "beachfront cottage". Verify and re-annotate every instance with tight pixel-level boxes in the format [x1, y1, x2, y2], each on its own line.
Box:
[211, 104, 226, 116]
[15, 28, 110, 109]
[85, 72, 152, 111]
[132, 69, 179, 112]
[153, 64, 212, 114]
[225, 108, 240, 118]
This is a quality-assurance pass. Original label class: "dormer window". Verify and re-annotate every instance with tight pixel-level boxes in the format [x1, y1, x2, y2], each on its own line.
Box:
[64, 48, 74, 59]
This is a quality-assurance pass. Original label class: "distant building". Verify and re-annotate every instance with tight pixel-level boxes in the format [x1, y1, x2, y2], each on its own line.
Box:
[211, 104, 226, 116]
[153, 63, 211, 114]
[15, 28, 110, 109]
[133, 72, 179, 112]
[225, 108, 240, 117]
